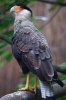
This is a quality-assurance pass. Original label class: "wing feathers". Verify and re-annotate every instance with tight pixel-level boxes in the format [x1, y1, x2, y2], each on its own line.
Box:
[39, 52, 46, 60]
[41, 60, 54, 77]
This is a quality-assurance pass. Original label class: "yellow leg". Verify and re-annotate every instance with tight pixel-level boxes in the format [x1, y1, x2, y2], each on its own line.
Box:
[19, 73, 29, 91]
[30, 77, 38, 90]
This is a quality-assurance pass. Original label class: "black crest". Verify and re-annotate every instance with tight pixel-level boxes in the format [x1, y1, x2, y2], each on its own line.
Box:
[15, 3, 32, 16]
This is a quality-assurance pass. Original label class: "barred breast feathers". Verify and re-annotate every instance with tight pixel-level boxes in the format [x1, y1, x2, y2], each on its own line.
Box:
[14, 20, 49, 48]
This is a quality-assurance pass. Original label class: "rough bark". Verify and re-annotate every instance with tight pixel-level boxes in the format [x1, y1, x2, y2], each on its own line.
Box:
[0, 89, 41, 100]
[0, 80, 66, 100]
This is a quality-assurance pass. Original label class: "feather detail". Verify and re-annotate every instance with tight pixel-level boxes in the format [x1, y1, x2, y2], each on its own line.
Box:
[39, 81, 54, 99]
[41, 60, 54, 78]
[53, 78, 64, 87]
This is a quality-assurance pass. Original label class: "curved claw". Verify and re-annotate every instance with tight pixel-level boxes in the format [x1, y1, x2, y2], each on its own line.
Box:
[29, 86, 37, 91]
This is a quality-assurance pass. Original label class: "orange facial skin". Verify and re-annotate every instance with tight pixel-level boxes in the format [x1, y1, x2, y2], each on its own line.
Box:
[14, 5, 22, 12]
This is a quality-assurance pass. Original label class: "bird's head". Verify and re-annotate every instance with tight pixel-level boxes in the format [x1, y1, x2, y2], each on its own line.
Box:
[10, 4, 32, 20]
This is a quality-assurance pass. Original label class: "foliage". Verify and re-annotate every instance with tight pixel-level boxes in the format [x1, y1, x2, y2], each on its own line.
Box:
[57, 96, 66, 100]
[49, 0, 65, 11]
[60, 62, 66, 67]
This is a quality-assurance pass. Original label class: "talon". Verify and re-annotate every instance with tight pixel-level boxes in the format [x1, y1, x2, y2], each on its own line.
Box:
[19, 86, 29, 91]
[19, 86, 35, 91]
[29, 77, 38, 91]
[19, 73, 29, 91]
[29, 86, 37, 91]
[18, 74, 38, 91]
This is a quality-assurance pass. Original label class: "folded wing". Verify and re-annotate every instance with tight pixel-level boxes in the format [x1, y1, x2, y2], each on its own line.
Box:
[13, 21, 54, 81]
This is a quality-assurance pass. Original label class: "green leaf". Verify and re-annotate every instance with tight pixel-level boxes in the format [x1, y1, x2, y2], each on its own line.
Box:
[16, 83, 25, 90]
[15, 0, 35, 5]
[19, 72, 27, 78]
[3, 30, 13, 37]
[36, 26, 42, 32]
[56, 0, 65, 3]
[0, 17, 13, 32]
[30, 72, 35, 78]
[2, 52, 12, 61]
[5, 0, 12, 4]
[60, 62, 66, 67]
[0, 49, 5, 55]
[19, 72, 35, 78]
[49, 5, 57, 12]
[49, 0, 65, 12]
[59, 74, 66, 80]
[57, 96, 66, 100]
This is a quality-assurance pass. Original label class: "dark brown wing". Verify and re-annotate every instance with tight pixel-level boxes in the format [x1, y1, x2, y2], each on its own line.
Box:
[13, 21, 54, 81]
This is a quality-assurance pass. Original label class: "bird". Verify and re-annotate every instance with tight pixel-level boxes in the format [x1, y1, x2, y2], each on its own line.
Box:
[10, 4, 64, 100]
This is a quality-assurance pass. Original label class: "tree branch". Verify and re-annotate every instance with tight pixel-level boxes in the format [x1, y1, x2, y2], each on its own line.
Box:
[53, 80, 66, 98]
[0, 90, 41, 100]
[55, 65, 66, 74]
[36, 0, 66, 7]
[0, 80, 66, 100]
[0, 34, 11, 44]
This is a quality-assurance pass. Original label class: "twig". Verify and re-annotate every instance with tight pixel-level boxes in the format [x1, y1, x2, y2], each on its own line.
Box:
[54, 65, 66, 74]
[0, 34, 11, 44]
[36, 0, 66, 7]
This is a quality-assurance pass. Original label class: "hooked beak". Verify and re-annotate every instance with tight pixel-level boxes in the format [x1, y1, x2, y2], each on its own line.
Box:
[10, 7, 15, 12]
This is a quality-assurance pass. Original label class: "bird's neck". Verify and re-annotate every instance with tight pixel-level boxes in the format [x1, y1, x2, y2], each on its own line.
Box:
[15, 16, 31, 22]
[14, 17, 32, 35]
[14, 9, 32, 21]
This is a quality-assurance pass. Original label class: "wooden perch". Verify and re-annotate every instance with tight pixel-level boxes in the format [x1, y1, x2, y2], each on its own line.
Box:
[0, 80, 66, 100]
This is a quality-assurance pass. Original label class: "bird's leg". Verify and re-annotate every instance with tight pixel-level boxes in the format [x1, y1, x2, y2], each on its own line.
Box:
[30, 77, 38, 91]
[19, 73, 29, 91]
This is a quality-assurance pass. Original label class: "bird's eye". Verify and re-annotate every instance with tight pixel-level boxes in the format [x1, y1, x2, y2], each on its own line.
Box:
[14, 5, 22, 12]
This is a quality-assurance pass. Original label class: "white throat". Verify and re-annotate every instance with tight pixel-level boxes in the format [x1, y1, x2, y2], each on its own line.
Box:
[15, 9, 32, 21]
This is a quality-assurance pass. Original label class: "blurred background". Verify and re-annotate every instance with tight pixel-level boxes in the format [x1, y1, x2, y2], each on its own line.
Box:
[0, 0, 66, 100]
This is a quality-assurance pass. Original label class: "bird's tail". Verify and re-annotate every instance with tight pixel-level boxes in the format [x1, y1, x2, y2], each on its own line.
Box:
[53, 78, 64, 87]
[52, 67, 65, 87]
[39, 81, 55, 100]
